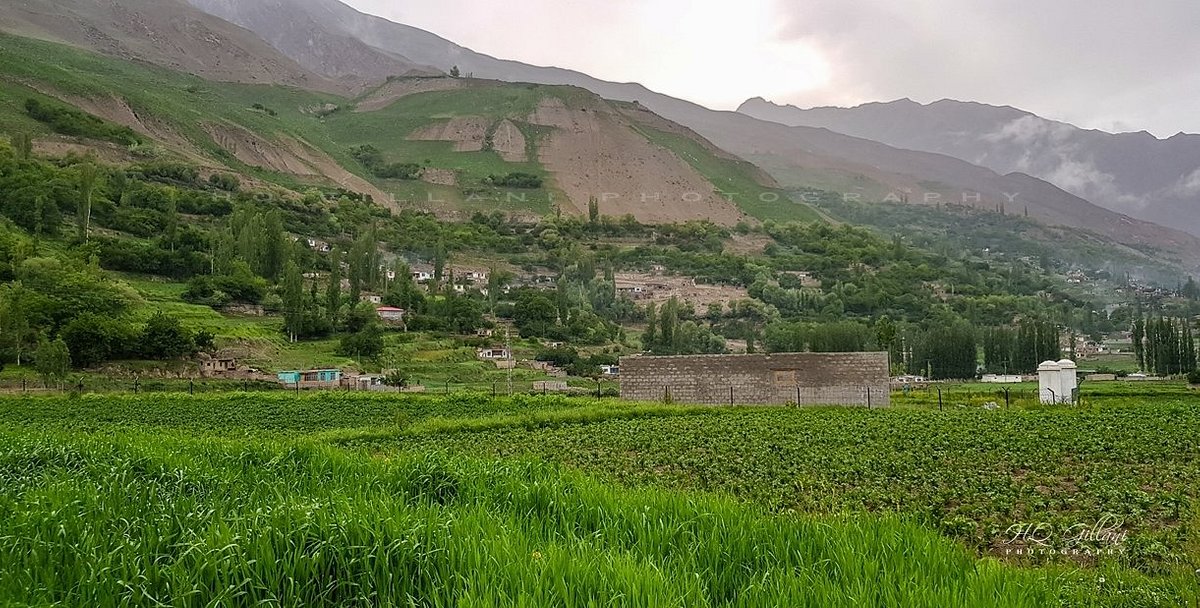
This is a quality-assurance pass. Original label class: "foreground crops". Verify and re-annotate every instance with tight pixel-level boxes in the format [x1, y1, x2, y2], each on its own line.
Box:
[354, 401, 1200, 575]
[1, 393, 1198, 606]
[0, 430, 1127, 608]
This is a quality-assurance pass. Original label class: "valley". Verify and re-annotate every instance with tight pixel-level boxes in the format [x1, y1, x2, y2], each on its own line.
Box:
[0, 1, 1198, 605]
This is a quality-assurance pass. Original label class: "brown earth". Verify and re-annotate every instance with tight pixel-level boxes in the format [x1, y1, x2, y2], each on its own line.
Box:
[491, 119, 527, 162]
[354, 77, 470, 112]
[0, 0, 341, 93]
[614, 272, 749, 309]
[203, 122, 394, 208]
[420, 168, 458, 186]
[528, 97, 745, 226]
[407, 116, 490, 152]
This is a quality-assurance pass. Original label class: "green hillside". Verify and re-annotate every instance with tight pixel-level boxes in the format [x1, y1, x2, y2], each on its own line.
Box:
[0, 33, 802, 222]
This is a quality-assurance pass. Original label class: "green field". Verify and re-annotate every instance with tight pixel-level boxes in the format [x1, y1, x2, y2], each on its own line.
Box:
[0, 392, 1197, 606]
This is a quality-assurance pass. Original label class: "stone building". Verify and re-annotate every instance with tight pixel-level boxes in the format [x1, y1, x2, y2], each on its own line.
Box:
[619, 352, 891, 407]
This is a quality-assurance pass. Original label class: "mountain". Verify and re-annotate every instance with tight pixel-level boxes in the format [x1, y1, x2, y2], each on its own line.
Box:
[0, 0, 341, 93]
[737, 97, 1200, 237]
[0, 31, 783, 226]
[176, 0, 1200, 270]
[185, 0, 441, 91]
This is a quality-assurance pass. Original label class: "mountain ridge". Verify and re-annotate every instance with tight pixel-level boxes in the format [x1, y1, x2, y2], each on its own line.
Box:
[738, 96, 1200, 236]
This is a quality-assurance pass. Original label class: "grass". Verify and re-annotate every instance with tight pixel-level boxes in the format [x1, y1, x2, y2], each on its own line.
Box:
[360, 399, 1200, 578]
[0, 393, 1196, 605]
[1, 429, 1130, 608]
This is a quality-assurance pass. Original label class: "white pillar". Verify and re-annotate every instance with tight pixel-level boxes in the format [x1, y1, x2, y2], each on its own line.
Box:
[1058, 359, 1078, 404]
[1038, 361, 1061, 404]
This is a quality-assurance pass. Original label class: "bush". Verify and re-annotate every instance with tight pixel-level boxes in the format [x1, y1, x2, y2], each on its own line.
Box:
[1189, 370, 1200, 385]
[139, 312, 197, 360]
[486, 172, 543, 189]
[207, 173, 240, 192]
[338, 326, 384, 359]
[349, 145, 421, 180]
[60, 313, 138, 368]
[24, 98, 140, 146]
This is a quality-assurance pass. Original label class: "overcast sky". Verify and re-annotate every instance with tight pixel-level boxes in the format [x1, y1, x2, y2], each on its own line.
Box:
[347, 0, 1200, 137]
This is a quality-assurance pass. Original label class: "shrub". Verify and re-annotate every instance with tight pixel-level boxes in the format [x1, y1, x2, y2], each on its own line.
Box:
[24, 98, 140, 146]
[486, 172, 543, 189]
[60, 313, 137, 367]
[1189, 370, 1200, 385]
[349, 145, 421, 180]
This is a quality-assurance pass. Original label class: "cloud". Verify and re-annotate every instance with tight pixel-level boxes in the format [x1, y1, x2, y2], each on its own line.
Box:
[769, 0, 1200, 135]
[346, 0, 1200, 136]
[982, 115, 1146, 210]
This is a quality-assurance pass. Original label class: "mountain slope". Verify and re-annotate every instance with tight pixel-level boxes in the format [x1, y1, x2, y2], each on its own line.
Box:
[176, 0, 1200, 269]
[0, 0, 341, 93]
[185, 0, 441, 91]
[0, 32, 784, 226]
[738, 97, 1200, 236]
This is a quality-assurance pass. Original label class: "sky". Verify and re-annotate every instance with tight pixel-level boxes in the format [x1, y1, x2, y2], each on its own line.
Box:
[346, 0, 1200, 137]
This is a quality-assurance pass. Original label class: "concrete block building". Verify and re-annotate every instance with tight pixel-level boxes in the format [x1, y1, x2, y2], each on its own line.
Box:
[619, 352, 891, 407]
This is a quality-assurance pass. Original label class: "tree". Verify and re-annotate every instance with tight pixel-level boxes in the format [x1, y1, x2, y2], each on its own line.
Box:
[514, 291, 558, 338]
[1133, 317, 1146, 371]
[140, 312, 196, 360]
[60, 313, 135, 368]
[261, 210, 288, 281]
[281, 260, 305, 342]
[449, 65, 461, 78]
[326, 248, 343, 324]
[35, 337, 70, 388]
[12, 132, 33, 160]
[76, 162, 99, 243]
[588, 197, 600, 224]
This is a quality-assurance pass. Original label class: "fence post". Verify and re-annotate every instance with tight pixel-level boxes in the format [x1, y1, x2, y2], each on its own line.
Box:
[729, 385, 734, 406]
[77, 379, 84, 395]
[22, 378, 27, 393]
[1004, 388, 1010, 408]
[596, 379, 602, 399]
[867, 387, 872, 409]
[189, 379, 194, 395]
[937, 387, 943, 411]
[134, 378, 139, 394]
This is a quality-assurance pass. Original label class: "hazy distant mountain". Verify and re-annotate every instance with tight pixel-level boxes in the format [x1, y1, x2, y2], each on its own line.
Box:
[0, 0, 340, 92]
[186, 0, 441, 91]
[738, 97, 1200, 236]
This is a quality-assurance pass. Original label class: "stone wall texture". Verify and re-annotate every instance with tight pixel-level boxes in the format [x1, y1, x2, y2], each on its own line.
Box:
[619, 352, 891, 407]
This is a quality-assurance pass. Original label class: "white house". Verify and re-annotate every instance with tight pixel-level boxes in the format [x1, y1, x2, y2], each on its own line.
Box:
[477, 347, 511, 360]
[981, 374, 1023, 384]
[361, 293, 383, 305]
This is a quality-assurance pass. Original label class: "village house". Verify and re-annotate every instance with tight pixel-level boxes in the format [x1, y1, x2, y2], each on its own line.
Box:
[361, 293, 383, 305]
[600, 364, 620, 377]
[199, 355, 238, 376]
[376, 306, 406, 324]
[615, 280, 648, 299]
[344, 374, 389, 392]
[411, 267, 434, 283]
[477, 346, 511, 361]
[277, 369, 342, 389]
